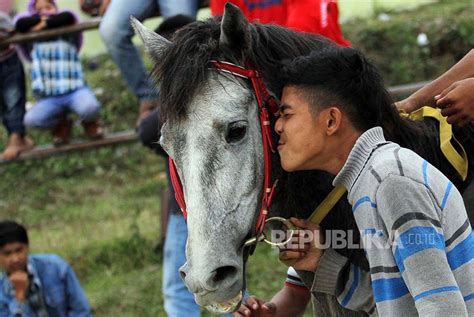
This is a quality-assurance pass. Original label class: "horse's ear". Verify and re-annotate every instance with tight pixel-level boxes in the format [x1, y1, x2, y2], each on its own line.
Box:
[130, 16, 171, 60]
[220, 3, 251, 52]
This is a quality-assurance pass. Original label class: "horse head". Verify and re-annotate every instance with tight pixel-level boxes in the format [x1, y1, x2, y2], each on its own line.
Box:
[131, 3, 339, 313]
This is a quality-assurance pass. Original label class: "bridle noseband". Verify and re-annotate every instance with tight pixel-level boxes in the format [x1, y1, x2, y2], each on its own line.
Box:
[168, 60, 279, 249]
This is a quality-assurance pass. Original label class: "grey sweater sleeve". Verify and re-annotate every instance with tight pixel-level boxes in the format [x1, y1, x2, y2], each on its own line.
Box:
[310, 249, 377, 315]
[376, 175, 467, 316]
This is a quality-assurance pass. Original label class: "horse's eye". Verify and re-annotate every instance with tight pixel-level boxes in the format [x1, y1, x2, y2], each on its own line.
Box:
[226, 122, 247, 144]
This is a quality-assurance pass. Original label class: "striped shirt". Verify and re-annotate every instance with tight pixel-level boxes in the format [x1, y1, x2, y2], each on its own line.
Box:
[319, 127, 474, 316]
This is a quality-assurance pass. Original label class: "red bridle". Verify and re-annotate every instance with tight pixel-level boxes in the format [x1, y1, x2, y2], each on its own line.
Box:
[168, 60, 279, 239]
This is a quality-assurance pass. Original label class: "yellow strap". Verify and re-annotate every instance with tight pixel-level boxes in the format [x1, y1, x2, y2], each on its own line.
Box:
[308, 185, 347, 224]
[400, 106, 468, 181]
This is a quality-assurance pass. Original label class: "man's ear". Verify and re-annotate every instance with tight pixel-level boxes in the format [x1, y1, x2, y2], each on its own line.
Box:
[325, 107, 343, 135]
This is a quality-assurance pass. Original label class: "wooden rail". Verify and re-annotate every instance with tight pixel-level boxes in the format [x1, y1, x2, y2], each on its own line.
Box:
[0, 18, 102, 48]
[0, 130, 137, 164]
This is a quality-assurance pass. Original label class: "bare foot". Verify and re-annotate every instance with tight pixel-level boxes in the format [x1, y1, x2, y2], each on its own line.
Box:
[2, 134, 34, 160]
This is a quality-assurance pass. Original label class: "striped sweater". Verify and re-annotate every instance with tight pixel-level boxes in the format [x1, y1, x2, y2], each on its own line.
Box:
[311, 127, 474, 316]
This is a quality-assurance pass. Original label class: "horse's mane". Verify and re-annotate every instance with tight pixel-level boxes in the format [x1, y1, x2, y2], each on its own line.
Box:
[154, 17, 474, 270]
[154, 17, 333, 122]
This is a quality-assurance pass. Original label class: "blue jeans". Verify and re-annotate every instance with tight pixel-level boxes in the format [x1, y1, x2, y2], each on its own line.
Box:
[163, 213, 201, 317]
[99, 0, 198, 102]
[24, 87, 101, 129]
[0, 53, 26, 135]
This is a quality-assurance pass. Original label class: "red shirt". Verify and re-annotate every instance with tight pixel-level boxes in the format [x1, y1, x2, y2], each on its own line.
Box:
[211, 0, 350, 47]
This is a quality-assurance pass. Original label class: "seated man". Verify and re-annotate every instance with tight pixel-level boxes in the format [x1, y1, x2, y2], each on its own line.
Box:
[0, 220, 91, 316]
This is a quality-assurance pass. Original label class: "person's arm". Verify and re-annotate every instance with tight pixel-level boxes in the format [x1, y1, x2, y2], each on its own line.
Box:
[0, 273, 30, 317]
[15, 16, 42, 33]
[307, 249, 377, 315]
[278, 218, 377, 315]
[233, 285, 310, 317]
[396, 49, 474, 112]
[45, 12, 76, 29]
[64, 263, 92, 317]
[376, 175, 467, 316]
[435, 77, 474, 125]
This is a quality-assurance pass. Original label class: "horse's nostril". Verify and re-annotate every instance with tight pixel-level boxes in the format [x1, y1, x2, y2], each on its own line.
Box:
[213, 266, 237, 284]
[179, 270, 186, 280]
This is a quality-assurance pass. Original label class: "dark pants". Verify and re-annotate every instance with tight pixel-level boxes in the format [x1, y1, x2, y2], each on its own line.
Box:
[0, 52, 26, 136]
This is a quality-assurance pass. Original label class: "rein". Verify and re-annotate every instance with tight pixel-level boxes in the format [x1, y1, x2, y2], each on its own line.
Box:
[168, 60, 279, 244]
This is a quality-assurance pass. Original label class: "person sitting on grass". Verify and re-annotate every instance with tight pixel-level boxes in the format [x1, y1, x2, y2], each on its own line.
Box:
[0, 220, 92, 317]
[15, 0, 103, 146]
[0, 12, 34, 160]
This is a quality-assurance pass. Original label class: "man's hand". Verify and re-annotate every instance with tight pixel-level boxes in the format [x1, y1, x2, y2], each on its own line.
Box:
[279, 218, 324, 272]
[436, 78, 474, 126]
[9, 271, 29, 302]
[395, 97, 420, 114]
[30, 17, 47, 32]
[233, 296, 277, 317]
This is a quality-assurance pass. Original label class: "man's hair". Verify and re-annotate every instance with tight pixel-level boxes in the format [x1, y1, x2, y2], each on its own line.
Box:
[0, 221, 29, 248]
[281, 47, 400, 133]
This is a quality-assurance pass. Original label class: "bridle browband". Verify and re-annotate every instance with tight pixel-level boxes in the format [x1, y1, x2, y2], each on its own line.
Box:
[168, 60, 279, 247]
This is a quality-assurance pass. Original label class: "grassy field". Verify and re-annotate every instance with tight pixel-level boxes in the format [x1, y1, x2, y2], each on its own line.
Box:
[1, 0, 470, 316]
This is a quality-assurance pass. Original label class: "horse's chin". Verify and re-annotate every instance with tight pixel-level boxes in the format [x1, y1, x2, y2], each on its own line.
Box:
[203, 290, 243, 314]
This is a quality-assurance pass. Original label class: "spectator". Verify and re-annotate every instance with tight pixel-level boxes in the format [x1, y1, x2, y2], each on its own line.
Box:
[234, 267, 310, 317]
[15, 0, 103, 146]
[0, 12, 34, 160]
[98, 0, 199, 124]
[211, 0, 350, 47]
[272, 48, 474, 315]
[396, 49, 474, 126]
[0, 220, 91, 316]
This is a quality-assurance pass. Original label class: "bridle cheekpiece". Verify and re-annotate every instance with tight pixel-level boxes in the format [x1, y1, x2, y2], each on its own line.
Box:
[168, 60, 279, 246]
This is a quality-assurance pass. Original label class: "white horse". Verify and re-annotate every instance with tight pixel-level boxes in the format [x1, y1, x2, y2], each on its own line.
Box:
[131, 3, 474, 314]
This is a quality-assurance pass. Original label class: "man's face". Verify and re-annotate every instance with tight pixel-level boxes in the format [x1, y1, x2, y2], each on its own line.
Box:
[275, 86, 328, 172]
[35, 0, 57, 15]
[0, 242, 29, 274]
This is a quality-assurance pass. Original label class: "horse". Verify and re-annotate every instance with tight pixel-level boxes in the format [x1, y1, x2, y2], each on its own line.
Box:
[131, 3, 474, 315]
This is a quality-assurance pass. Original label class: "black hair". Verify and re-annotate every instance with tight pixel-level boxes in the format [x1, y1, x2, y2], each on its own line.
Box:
[0, 220, 29, 248]
[155, 14, 196, 40]
[281, 47, 419, 137]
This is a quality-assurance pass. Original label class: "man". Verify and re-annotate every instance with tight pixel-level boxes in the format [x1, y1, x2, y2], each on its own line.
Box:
[237, 48, 474, 316]
[0, 220, 91, 316]
[98, 0, 198, 124]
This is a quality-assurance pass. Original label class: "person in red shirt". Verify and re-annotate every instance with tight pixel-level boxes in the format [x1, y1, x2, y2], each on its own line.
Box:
[211, 0, 350, 46]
